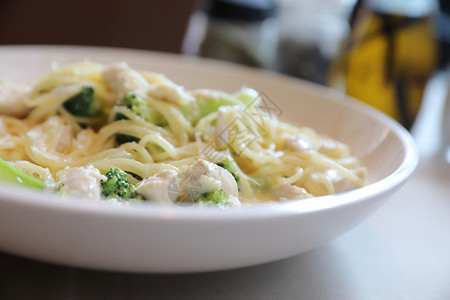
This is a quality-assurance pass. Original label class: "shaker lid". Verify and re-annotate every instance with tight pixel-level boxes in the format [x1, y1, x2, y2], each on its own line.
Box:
[204, 0, 277, 21]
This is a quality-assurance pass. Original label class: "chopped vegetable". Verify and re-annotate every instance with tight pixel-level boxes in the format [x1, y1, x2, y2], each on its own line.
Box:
[216, 158, 240, 185]
[180, 95, 240, 125]
[195, 189, 231, 209]
[63, 86, 98, 117]
[233, 87, 260, 107]
[115, 93, 167, 144]
[119, 93, 167, 126]
[100, 168, 142, 201]
[0, 157, 45, 189]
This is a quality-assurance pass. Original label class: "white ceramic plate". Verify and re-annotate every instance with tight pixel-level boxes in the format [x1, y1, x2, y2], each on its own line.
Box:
[0, 45, 418, 273]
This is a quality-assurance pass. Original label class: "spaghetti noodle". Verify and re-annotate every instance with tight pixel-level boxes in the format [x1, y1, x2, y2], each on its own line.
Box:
[0, 61, 366, 207]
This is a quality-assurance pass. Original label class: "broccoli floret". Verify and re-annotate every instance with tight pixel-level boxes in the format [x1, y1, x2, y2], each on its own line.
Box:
[119, 93, 167, 126]
[195, 189, 231, 208]
[179, 88, 259, 125]
[63, 86, 98, 117]
[114, 110, 140, 144]
[115, 93, 167, 144]
[100, 168, 142, 202]
[0, 157, 45, 189]
[233, 87, 260, 107]
[180, 95, 240, 125]
[115, 133, 140, 145]
[216, 158, 240, 185]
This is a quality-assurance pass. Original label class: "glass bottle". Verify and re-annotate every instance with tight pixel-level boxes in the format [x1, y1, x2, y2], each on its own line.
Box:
[328, 0, 439, 129]
[438, 0, 450, 158]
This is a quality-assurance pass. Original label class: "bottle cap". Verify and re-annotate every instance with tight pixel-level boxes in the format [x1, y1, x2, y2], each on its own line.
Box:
[204, 0, 277, 21]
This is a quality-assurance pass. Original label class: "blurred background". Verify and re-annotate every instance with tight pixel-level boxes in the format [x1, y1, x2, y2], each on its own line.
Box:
[0, 0, 449, 131]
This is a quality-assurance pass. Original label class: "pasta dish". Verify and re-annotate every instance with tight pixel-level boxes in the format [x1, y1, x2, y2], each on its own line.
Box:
[0, 62, 366, 208]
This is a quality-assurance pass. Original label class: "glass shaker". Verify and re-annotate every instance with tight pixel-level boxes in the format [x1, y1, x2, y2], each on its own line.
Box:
[276, 0, 357, 85]
[196, 0, 279, 70]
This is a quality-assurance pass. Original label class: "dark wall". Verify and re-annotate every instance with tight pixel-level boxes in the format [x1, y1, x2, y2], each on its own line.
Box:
[0, 0, 198, 53]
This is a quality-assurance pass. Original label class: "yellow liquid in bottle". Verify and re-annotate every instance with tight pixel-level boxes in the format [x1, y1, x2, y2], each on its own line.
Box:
[328, 4, 438, 129]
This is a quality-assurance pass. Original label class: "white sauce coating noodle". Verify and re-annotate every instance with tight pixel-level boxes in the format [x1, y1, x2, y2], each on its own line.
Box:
[0, 62, 367, 205]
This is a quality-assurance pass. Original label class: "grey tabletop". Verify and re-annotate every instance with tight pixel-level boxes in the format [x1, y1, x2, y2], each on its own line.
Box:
[1, 74, 449, 300]
[1, 152, 449, 300]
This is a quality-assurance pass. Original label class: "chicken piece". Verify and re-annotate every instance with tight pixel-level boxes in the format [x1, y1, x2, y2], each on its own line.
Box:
[56, 165, 106, 200]
[136, 169, 180, 204]
[102, 62, 149, 102]
[0, 79, 31, 117]
[272, 183, 312, 201]
[180, 159, 238, 202]
[283, 134, 315, 152]
[148, 81, 194, 105]
[319, 138, 350, 158]
[73, 128, 97, 155]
